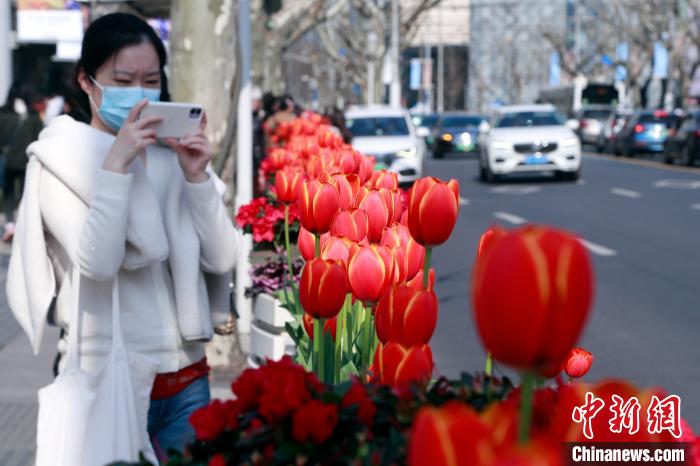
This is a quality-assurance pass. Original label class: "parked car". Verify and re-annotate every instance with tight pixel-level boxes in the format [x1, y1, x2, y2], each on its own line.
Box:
[614, 110, 680, 157]
[595, 108, 633, 153]
[431, 113, 486, 158]
[574, 105, 614, 146]
[663, 110, 699, 166]
[477, 104, 581, 182]
[411, 113, 441, 151]
[346, 105, 426, 184]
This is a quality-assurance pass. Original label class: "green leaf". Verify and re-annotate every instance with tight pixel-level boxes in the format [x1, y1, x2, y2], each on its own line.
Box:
[341, 360, 360, 380]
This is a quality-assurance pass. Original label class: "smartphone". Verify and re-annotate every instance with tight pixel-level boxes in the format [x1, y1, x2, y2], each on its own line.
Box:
[140, 101, 204, 139]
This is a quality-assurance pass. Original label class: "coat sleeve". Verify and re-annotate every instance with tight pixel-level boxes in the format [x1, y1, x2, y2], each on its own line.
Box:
[184, 172, 241, 274]
[41, 168, 133, 281]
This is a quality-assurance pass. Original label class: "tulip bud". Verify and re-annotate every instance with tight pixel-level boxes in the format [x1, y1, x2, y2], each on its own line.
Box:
[370, 170, 399, 190]
[298, 227, 328, 261]
[375, 284, 438, 346]
[321, 236, 354, 265]
[331, 209, 369, 242]
[303, 313, 338, 342]
[472, 226, 594, 374]
[347, 244, 395, 304]
[564, 347, 594, 379]
[298, 179, 340, 234]
[407, 177, 460, 246]
[274, 168, 304, 204]
[326, 173, 361, 210]
[299, 258, 348, 319]
[358, 156, 375, 184]
[356, 188, 394, 243]
[373, 342, 433, 387]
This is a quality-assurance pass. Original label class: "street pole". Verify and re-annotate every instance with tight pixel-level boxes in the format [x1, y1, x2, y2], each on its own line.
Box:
[0, 0, 11, 105]
[389, 0, 401, 108]
[367, 31, 377, 105]
[437, 7, 444, 113]
[236, 0, 253, 334]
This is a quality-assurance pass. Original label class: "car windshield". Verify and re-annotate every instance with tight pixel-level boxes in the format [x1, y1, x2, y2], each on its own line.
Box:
[495, 111, 564, 128]
[441, 116, 484, 127]
[582, 109, 612, 120]
[347, 116, 410, 136]
[638, 114, 679, 126]
[413, 114, 439, 128]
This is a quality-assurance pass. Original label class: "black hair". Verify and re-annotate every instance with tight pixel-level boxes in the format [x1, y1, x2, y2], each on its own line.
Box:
[1, 81, 41, 115]
[72, 12, 170, 118]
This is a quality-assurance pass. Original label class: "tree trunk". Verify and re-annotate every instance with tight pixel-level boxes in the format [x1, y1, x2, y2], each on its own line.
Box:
[169, 0, 246, 378]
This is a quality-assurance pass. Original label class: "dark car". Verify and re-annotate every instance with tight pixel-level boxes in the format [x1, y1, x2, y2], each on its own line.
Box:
[663, 111, 700, 166]
[595, 108, 633, 153]
[614, 110, 680, 157]
[411, 113, 440, 149]
[432, 113, 486, 158]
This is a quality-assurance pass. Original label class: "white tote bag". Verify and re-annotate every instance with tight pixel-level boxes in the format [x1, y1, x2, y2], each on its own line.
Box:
[36, 266, 160, 466]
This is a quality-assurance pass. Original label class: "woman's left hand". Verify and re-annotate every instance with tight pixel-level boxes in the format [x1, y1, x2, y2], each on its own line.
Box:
[165, 113, 213, 183]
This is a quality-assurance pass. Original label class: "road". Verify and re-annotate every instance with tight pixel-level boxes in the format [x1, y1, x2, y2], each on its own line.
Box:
[426, 151, 700, 431]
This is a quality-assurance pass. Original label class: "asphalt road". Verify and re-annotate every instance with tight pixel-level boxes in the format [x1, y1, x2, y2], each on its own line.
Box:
[425, 150, 700, 430]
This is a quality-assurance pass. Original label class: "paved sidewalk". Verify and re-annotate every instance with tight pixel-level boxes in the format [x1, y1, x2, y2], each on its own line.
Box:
[0, 243, 58, 466]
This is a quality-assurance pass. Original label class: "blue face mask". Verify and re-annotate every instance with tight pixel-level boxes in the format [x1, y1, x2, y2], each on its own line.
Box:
[90, 76, 161, 131]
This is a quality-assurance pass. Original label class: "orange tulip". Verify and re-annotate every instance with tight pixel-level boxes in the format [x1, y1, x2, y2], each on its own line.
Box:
[375, 284, 438, 346]
[330, 209, 369, 242]
[274, 168, 304, 204]
[472, 226, 594, 374]
[299, 258, 348, 319]
[564, 347, 594, 379]
[347, 244, 395, 304]
[407, 402, 496, 466]
[355, 188, 394, 243]
[298, 179, 340, 234]
[372, 342, 433, 387]
[303, 313, 337, 342]
[407, 177, 460, 246]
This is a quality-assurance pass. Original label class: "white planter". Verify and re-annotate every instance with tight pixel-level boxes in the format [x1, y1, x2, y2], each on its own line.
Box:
[248, 292, 296, 368]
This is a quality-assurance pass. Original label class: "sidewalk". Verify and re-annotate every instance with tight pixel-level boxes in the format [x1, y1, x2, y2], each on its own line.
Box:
[0, 243, 57, 466]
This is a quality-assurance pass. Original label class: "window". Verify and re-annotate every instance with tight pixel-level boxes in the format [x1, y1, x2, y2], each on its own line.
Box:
[495, 111, 564, 128]
[440, 116, 484, 127]
[347, 117, 410, 137]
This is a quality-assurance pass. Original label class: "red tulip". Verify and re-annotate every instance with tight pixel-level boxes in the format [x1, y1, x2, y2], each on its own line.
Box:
[477, 225, 507, 263]
[299, 258, 348, 319]
[326, 173, 361, 210]
[407, 268, 435, 290]
[390, 247, 408, 283]
[370, 170, 399, 190]
[564, 347, 594, 379]
[375, 284, 438, 346]
[356, 187, 394, 243]
[407, 402, 496, 466]
[330, 209, 368, 242]
[373, 342, 433, 387]
[358, 156, 375, 184]
[321, 236, 354, 264]
[338, 148, 361, 175]
[407, 177, 460, 246]
[265, 148, 290, 171]
[347, 244, 395, 304]
[303, 313, 338, 342]
[298, 179, 340, 234]
[298, 227, 328, 261]
[274, 168, 304, 204]
[381, 223, 425, 281]
[472, 226, 594, 374]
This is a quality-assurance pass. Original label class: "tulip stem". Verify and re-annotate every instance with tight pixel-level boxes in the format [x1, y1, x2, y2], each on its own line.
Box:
[518, 371, 535, 444]
[362, 306, 373, 370]
[335, 296, 349, 383]
[485, 352, 493, 377]
[314, 234, 321, 258]
[283, 204, 298, 311]
[423, 247, 433, 288]
[315, 318, 326, 383]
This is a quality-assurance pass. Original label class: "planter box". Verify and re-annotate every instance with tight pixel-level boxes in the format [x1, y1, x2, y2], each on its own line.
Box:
[249, 292, 296, 367]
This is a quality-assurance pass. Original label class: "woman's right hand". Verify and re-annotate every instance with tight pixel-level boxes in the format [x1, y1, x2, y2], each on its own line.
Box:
[103, 99, 162, 174]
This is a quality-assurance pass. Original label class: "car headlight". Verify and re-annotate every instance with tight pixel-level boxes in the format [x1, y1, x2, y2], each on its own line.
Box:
[396, 147, 417, 158]
[441, 133, 453, 142]
[561, 137, 579, 147]
[460, 132, 472, 144]
[491, 140, 511, 150]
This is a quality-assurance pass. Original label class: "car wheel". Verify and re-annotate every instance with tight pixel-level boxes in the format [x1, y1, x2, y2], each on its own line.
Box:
[479, 164, 487, 182]
[623, 144, 633, 158]
[434, 150, 444, 159]
[681, 145, 694, 167]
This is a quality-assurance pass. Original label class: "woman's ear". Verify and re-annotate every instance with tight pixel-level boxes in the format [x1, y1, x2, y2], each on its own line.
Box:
[77, 69, 93, 97]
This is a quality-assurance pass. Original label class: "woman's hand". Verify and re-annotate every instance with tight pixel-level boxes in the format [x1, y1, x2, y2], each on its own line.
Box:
[103, 99, 162, 174]
[165, 113, 213, 183]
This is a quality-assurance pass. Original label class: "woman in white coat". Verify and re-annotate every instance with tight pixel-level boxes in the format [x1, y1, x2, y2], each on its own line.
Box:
[6, 12, 240, 460]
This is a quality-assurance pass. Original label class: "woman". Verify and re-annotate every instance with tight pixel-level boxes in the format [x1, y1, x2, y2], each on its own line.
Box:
[0, 82, 44, 241]
[6, 13, 240, 460]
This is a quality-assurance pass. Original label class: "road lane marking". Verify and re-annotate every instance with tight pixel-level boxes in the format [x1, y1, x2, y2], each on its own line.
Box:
[576, 179, 588, 185]
[578, 239, 618, 257]
[493, 212, 527, 225]
[491, 186, 541, 195]
[459, 196, 470, 206]
[692, 204, 700, 211]
[653, 180, 700, 189]
[611, 188, 642, 199]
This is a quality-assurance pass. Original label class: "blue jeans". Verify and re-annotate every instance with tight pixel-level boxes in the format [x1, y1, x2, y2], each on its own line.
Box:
[147, 375, 211, 461]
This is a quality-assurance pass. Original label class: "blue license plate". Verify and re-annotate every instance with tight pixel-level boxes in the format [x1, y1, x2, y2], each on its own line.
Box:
[525, 155, 548, 165]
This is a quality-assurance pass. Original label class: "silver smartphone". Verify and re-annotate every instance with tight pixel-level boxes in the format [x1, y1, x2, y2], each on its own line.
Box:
[140, 101, 204, 139]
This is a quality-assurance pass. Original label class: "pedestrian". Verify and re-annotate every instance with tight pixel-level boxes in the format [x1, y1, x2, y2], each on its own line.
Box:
[6, 12, 240, 463]
[0, 82, 44, 241]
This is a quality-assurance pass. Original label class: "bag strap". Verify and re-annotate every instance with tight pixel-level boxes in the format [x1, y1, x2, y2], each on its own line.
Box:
[64, 266, 124, 372]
